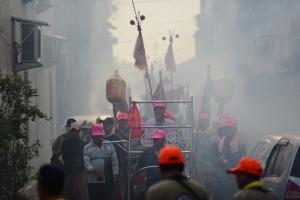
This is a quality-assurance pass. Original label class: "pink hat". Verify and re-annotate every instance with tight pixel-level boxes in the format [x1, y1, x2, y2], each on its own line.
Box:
[164, 110, 174, 120]
[117, 112, 129, 120]
[91, 124, 104, 136]
[153, 102, 166, 109]
[152, 129, 166, 139]
[218, 118, 237, 129]
[70, 122, 80, 130]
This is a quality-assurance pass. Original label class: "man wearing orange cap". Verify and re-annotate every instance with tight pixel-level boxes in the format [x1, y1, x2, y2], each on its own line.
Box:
[137, 129, 167, 189]
[228, 157, 277, 200]
[145, 145, 209, 200]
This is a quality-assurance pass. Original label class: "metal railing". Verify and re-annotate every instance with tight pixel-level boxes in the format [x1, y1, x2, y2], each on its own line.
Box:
[127, 97, 194, 200]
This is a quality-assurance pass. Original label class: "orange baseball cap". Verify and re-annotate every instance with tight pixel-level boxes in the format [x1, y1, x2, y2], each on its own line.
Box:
[159, 145, 184, 165]
[228, 157, 263, 177]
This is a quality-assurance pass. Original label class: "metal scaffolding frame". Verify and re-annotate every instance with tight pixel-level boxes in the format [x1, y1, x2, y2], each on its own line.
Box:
[127, 97, 194, 200]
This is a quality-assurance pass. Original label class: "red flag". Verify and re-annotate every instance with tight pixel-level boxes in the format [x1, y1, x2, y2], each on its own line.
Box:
[128, 102, 141, 139]
[164, 38, 176, 72]
[133, 32, 147, 70]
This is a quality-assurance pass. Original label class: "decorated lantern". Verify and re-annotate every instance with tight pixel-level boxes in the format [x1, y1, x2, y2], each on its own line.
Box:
[213, 76, 234, 112]
[106, 70, 127, 104]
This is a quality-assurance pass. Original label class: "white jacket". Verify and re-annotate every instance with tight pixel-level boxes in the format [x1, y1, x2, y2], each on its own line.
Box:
[83, 140, 119, 183]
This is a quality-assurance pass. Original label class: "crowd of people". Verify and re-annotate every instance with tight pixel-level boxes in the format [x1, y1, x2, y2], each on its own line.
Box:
[39, 147, 277, 200]
[34, 102, 279, 200]
[50, 113, 129, 200]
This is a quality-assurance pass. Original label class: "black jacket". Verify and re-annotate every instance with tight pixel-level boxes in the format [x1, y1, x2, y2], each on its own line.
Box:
[61, 137, 85, 173]
[137, 148, 161, 188]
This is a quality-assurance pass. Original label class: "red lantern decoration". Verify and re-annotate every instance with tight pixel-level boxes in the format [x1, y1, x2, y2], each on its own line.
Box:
[106, 70, 127, 104]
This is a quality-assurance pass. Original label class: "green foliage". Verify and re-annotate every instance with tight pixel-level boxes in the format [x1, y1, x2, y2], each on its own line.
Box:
[0, 71, 49, 200]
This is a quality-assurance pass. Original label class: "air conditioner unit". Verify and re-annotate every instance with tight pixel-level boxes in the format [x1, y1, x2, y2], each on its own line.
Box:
[11, 17, 49, 73]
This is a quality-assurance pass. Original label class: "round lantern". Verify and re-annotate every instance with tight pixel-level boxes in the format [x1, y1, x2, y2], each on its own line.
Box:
[106, 70, 127, 104]
[213, 76, 234, 105]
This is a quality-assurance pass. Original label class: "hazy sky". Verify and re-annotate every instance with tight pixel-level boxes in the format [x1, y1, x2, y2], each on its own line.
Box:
[110, 0, 200, 65]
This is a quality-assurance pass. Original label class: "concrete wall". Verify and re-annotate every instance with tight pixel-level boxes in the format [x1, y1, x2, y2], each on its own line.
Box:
[0, 0, 116, 168]
[28, 67, 58, 167]
[0, 0, 57, 167]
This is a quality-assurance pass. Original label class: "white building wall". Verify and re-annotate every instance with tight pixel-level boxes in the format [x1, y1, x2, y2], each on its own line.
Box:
[28, 66, 57, 167]
[0, 0, 57, 168]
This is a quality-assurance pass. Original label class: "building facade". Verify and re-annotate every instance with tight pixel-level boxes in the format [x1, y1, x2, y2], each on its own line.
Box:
[0, 0, 116, 166]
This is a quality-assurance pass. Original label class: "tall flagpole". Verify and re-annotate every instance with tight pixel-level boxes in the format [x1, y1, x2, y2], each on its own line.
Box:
[131, 0, 153, 100]
[170, 71, 173, 91]
[129, 3, 154, 198]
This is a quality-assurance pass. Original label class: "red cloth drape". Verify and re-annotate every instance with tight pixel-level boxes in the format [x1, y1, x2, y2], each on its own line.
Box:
[128, 102, 141, 139]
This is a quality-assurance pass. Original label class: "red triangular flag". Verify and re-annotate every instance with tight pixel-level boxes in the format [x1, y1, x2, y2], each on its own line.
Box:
[133, 32, 147, 70]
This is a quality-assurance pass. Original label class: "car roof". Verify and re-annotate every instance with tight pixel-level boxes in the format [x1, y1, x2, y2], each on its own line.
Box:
[263, 134, 300, 145]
